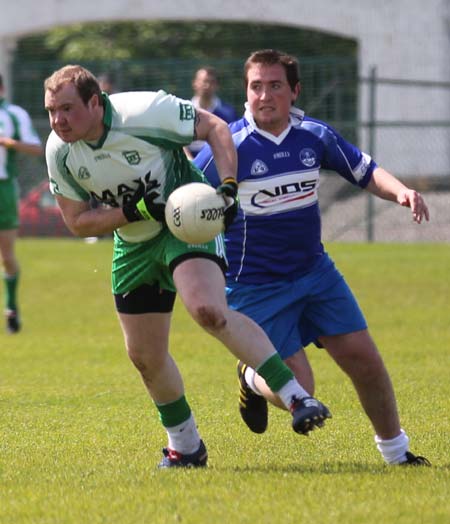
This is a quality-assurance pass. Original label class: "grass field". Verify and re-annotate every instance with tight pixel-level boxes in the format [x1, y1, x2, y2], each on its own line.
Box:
[1, 239, 449, 524]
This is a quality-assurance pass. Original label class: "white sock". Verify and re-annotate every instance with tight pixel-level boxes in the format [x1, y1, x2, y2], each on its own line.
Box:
[246, 368, 309, 408]
[166, 414, 201, 454]
[277, 379, 309, 409]
[375, 429, 410, 464]
[244, 366, 263, 395]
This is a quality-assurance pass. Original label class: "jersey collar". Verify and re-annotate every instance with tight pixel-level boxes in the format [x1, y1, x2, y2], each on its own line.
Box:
[84, 93, 112, 150]
[244, 103, 305, 145]
[102, 93, 113, 129]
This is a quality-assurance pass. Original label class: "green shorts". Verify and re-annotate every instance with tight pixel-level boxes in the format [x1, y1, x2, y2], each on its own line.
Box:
[111, 227, 227, 295]
[0, 179, 19, 230]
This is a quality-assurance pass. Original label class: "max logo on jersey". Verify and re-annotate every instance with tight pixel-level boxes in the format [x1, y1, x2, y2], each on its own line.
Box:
[251, 179, 318, 208]
[90, 170, 161, 208]
[299, 148, 316, 167]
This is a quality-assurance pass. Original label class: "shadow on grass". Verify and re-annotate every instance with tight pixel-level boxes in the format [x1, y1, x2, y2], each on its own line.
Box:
[227, 461, 448, 475]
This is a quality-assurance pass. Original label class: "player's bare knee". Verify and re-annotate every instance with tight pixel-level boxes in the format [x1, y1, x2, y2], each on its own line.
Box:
[127, 348, 146, 372]
[127, 346, 160, 375]
[193, 304, 227, 332]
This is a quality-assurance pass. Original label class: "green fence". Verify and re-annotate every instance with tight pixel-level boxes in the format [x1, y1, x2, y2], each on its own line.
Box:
[9, 57, 450, 242]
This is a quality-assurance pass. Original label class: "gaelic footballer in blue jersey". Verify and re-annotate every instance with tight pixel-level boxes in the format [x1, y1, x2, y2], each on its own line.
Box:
[195, 49, 430, 466]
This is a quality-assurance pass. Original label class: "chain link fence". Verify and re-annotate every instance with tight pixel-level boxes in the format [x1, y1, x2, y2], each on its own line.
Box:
[10, 57, 449, 242]
[321, 73, 450, 243]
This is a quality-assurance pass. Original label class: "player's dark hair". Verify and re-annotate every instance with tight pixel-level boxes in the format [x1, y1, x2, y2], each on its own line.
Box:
[44, 65, 103, 107]
[244, 49, 300, 92]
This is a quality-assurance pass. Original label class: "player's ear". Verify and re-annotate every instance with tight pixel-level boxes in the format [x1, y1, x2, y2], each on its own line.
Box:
[88, 93, 101, 110]
[291, 83, 301, 105]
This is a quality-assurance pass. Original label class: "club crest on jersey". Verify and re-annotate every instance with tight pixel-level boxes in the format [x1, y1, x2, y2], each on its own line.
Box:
[299, 148, 316, 167]
[179, 103, 195, 121]
[122, 150, 141, 165]
[77, 166, 91, 179]
[250, 159, 269, 176]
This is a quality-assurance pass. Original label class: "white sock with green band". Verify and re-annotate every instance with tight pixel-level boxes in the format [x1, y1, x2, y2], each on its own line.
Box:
[166, 414, 201, 455]
[245, 365, 309, 408]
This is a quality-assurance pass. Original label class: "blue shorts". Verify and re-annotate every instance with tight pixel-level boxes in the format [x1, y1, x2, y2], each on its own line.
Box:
[226, 253, 367, 359]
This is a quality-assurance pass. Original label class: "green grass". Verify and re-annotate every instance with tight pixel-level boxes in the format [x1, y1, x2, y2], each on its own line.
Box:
[1, 239, 449, 524]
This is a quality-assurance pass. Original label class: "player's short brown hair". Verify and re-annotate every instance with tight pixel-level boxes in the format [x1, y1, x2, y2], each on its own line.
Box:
[244, 49, 300, 92]
[44, 65, 103, 106]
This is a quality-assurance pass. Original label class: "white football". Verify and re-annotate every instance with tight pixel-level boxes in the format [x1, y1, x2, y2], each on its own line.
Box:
[165, 182, 226, 244]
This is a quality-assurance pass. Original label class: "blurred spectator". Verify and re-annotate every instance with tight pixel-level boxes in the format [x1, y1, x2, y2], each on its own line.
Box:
[186, 66, 238, 159]
[0, 73, 43, 333]
[97, 73, 116, 95]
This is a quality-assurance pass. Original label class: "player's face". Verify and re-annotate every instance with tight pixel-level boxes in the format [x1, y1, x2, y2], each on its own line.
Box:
[246, 63, 299, 136]
[45, 82, 103, 143]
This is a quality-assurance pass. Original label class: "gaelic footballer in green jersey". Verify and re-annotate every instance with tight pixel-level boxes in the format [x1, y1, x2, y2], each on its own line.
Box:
[0, 73, 43, 333]
[46, 89, 206, 243]
[45, 65, 330, 468]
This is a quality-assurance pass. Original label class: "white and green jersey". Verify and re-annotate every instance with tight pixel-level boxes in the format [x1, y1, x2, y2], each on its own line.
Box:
[0, 98, 42, 180]
[46, 90, 207, 243]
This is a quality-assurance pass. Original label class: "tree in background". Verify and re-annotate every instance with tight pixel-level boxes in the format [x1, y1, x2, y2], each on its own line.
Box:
[17, 21, 356, 61]
[12, 21, 357, 194]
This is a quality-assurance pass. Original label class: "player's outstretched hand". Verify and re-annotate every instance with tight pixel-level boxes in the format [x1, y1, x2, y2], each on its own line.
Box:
[217, 177, 239, 230]
[122, 171, 166, 223]
[397, 189, 430, 224]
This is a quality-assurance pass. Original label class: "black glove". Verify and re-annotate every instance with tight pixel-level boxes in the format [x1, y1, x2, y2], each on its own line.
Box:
[122, 172, 166, 223]
[216, 177, 239, 230]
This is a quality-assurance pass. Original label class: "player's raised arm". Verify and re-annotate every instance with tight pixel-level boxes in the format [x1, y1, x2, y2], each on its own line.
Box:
[193, 108, 237, 184]
[194, 108, 239, 229]
[366, 166, 430, 224]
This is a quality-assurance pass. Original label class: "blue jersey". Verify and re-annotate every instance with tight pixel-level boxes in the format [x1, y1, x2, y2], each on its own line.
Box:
[194, 106, 377, 285]
[211, 99, 239, 124]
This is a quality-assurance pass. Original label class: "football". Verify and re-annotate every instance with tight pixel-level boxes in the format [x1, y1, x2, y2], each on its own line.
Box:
[165, 182, 226, 244]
